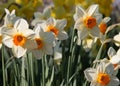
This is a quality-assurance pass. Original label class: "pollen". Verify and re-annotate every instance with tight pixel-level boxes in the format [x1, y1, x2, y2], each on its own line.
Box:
[13, 34, 26, 46]
[99, 23, 107, 34]
[46, 25, 59, 36]
[35, 38, 44, 49]
[97, 73, 110, 85]
[84, 16, 96, 29]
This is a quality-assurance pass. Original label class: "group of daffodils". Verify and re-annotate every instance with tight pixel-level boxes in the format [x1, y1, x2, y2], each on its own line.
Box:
[0, 4, 120, 86]
[73, 4, 120, 86]
[0, 8, 68, 59]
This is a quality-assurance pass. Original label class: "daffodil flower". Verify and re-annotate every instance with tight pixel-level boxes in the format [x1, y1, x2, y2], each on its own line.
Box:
[31, 24, 55, 59]
[74, 4, 102, 40]
[3, 8, 20, 29]
[31, 7, 51, 26]
[99, 17, 111, 42]
[84, 62, 120, 86]
[43, 17, 68, 40]
[2, 18, 37, 58]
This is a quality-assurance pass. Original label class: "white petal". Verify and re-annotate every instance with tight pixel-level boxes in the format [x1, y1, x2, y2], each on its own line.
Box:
[90, 26, 100, 38]
[113, 34, 120, 46]
[14, 19, 29, 32]
[23, 29, 35, 39]
[31, 19, 45, 26]
[74, 18, 84, 30]
[57, 31, 68, 40]
[34, 12, 42, 18]
[103, 17, 111, 23]
[43, 44, 53, 55]
[56, 19, 67, 30]
[108, 76, 120, 86]
[105, 63, 114, 75]
[41, 32, 55, 44]
[73, 5, 85, 21]
[77, 29, 89, 40]
[108, 47, 116, 58]
[116, 48, 120, 55]
[46, 17, 56, 26]
[110, 55, 120, 64]
[90, 81, 101, 86]
[2, 36, 13, 48]
[12, 45, 27, 58]
[43, 7, 51, 18]
[87, 4, 99, 16]
[84, 68, 96, 81]
[32, 49, 44, 59]
[24, 39, 37, 49]
[5, 8, 10, 14]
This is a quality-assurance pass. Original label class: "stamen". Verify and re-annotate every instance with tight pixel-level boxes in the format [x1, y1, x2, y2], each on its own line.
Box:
[97, 73, 110, 85]
[35, 38, 44, 49]
[13, 34, 26, 46]
[84, 16, 96, 29]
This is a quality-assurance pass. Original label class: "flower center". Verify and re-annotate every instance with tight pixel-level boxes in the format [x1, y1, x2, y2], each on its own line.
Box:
[99, 23, 107, 34]
[35, 38, 44, 49]
[97, 73, 110, 85]
[13, 34, 26, 46]
[46, 25, 59, 36]
[84, 16, 96, 29]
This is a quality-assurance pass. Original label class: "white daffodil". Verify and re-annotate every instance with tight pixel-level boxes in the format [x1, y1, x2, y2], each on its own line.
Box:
[31, 24, 55, 59]
[99, 17, 111, 42]
[114, 32, 120, 47]
[3, 8, 20, 29]
[2, 18, 37, 58]
[31, 7, 51, 26]
[84, 62, 120, 86]
[108, 47, 120, 69]
[42, 17, 68, 40]
[74, 4, 102, 40]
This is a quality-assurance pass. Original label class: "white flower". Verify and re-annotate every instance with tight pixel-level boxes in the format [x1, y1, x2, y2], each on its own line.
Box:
[74, 4, 102, 40]
[99, 17, 111, 42]
[31, 24, 55, 59]
[3, 8, 20, 29]
[114, 32, 120, 47]
[42, 17, 68, 40]
[31, 7, 51, 26]
[84, 62, 120, 86]
[108, 47, 120, 69]
[2, 18, 37, 58]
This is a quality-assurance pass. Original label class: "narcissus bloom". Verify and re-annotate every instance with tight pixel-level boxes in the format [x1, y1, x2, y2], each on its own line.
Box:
[43, 17, 68, 40]
[108, 47, 120, 69]
[114, 32, 120, 47]
[31, 24, 55, 59]
[74, 4, 102, 40]
[84, 62, 120, 86]
[31, 7, 51, 26]
[2, 18, 37, 58]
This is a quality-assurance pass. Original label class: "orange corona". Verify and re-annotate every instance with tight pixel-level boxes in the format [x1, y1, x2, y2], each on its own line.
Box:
[47, 25, 59, 36]
[99, 23, 107, 34]
[35, 38, 44, 49]
[13, 34, 26, 46]
[84, 16, 96, 29]
[97, 73, 110, 85]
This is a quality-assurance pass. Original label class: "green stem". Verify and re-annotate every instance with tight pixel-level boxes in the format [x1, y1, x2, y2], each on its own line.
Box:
[2, 45, 6, 86]
[66, 28, 75, 86]
[42, 56, 45, 86]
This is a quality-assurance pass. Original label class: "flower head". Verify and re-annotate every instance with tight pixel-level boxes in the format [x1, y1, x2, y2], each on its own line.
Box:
[31, 24, 55, 59]
[84, 62, 120, 86]
[2, 18, 37, 58]
[74, 4, 102, 40]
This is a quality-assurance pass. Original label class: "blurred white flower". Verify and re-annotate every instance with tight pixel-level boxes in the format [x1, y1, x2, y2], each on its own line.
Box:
[31, 7, 51, 26]
[74, 4, 102, 40]
[2, 18, 37, 58]
[42, 17, 68, 40]
[31, 24, 55, 59]
[84, 62, 120, 86]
